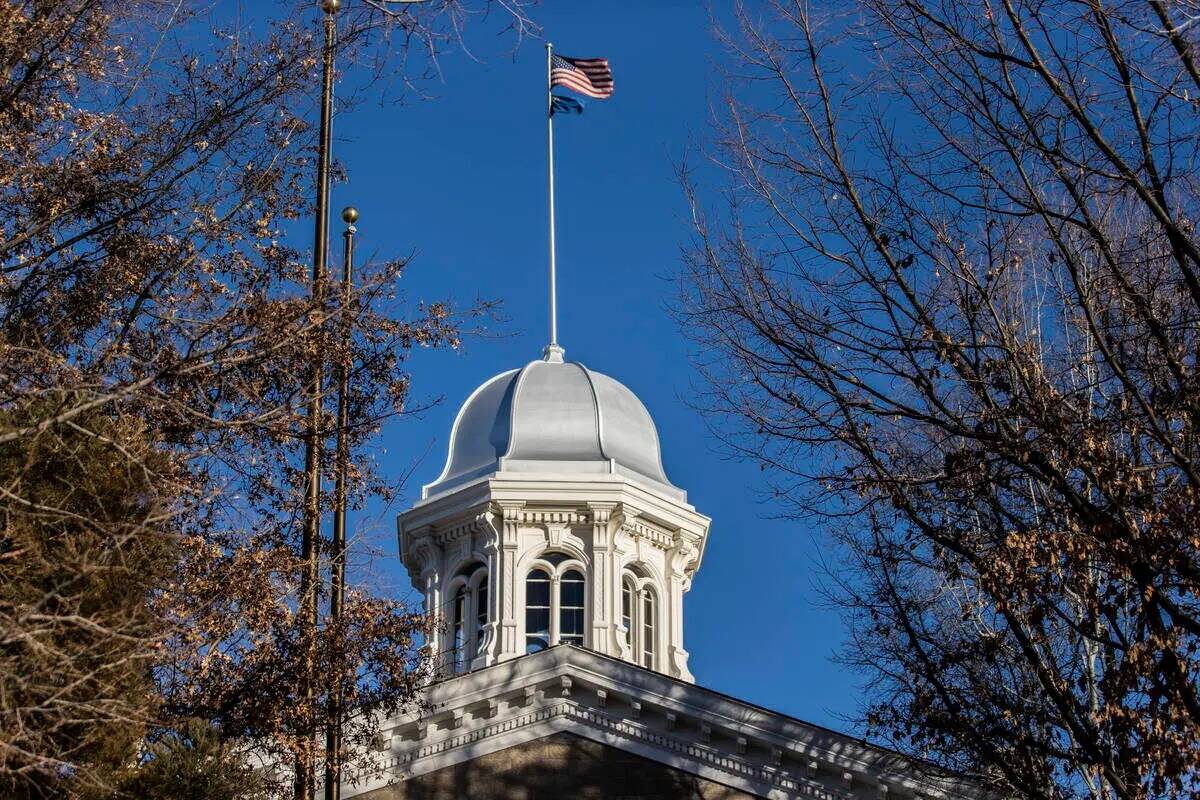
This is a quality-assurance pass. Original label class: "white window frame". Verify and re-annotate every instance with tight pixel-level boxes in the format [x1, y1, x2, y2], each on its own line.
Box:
[446, 563, 489, 673]
[523, 554, 588, 652]
[620, 570, 660, 671]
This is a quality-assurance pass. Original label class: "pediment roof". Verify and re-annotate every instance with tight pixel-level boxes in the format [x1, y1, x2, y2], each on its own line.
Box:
[341, 647, 985, 800]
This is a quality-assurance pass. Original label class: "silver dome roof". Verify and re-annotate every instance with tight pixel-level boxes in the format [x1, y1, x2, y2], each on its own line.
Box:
[423, 356, 683, 501]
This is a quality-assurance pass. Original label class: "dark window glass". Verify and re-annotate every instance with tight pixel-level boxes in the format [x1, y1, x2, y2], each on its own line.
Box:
[642, 590, 655, 669]
[526, 608, 550, 634]
[452, 586, 468, 672]
[560, 573, 585, 607]
[621, 578, 633, 643]
[560, 610, 585, 640]
[526, 572, 551, 607]
[456, 560, 485, 578]
[475, 576, 489, 655]
[542, 552, 570, 567]
[559, 569, 585, 647]
[525, 569, 551, 653]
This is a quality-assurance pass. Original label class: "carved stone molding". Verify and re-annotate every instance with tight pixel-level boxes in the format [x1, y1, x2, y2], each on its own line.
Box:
[383, 699, 852, 800]
[397, 472, 711, 682]
[433, 509, 494, 547]
[619, 518, 674, 551]
[669, 538, 701, 578]
[347, 646, 980, 800]
[512, 508, 592, 526]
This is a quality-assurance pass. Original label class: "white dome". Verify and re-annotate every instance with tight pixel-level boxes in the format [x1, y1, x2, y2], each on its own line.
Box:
[423, 356, 683, 501]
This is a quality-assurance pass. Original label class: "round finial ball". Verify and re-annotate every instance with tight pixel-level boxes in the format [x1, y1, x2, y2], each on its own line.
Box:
[341, 206, 359, 224]
[321, 0, 340, 13]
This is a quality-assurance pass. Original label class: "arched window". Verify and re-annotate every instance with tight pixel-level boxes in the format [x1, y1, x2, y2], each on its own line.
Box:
[525, 568, 551, 653]
[448, 561, 488, 673]
[621, 567, 658, 671]
[524, 553, 587, 651]
[452, 585, 468, 673]
[475, 574, 488, 656]
[641, 587, 656, 669]
[621, 577, 635, 647]
[560, 569, 585, 646]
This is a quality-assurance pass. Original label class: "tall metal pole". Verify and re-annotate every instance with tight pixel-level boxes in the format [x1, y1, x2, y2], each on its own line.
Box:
[300, 2, 338, 799]
[545, 42, 561, 360]
[324, 206, 356, 800]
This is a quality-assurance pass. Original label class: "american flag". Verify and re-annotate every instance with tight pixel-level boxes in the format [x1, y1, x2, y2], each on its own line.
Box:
[551, 54, 614, 100]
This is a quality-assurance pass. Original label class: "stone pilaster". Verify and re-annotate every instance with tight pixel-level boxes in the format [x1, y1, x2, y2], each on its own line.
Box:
[667, 537, 698, 682]
[586, 501, 618, 655]
[496, 501, 525, 662]
[411, 534, 443, 662]
[472, 508, 502, 670]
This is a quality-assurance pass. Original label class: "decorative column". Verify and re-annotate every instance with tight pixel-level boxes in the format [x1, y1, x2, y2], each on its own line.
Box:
[586, 502, 618, 655]
[667, 537, 697, 682]
[410, 534, 442, 664]
[611, 508, 636, 661]
[473, 509, 501, 670]
[496, 501, 525, 661]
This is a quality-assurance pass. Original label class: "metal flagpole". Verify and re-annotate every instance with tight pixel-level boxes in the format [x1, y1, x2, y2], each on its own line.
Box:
[324, 205, 356, 800]
[545, 42, 561, 360]
[301, 2, 337, 798]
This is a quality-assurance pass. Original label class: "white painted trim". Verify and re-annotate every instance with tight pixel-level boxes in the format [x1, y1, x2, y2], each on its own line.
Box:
[340, 647, 983, 800]
[399, 476, 710, 679]
[404, 474, 709, 544]
[619, 569, 661, 671]
[520, 555, 589, 650]
[353, 703, 820, 800]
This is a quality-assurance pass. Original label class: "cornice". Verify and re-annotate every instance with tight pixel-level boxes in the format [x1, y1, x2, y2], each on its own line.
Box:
[348, 647, 984, 800]
[398, 474, 712, 570]
[380, 699, 853, 800]
[619, 517, 675, 551]
[404, 472, 710, 534]
[505, 507, 592, 526]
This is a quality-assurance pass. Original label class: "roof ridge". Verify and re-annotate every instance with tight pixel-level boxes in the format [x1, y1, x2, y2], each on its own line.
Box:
[498, 360, 538, 463]
[573, 361, 611, 467]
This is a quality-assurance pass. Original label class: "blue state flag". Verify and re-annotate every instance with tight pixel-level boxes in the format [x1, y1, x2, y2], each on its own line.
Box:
[551, 94, 584, 116]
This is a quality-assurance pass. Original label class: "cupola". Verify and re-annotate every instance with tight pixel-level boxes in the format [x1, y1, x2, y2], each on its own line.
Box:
[398, 350, 710, 681]
[424, 358, 683, 501]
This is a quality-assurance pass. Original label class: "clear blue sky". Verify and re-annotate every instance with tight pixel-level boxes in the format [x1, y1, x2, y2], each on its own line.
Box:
[318, 2, 859, 730]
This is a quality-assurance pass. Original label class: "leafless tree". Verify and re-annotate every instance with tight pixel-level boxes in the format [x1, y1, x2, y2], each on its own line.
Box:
[681, 2, 1200, 797]
[0, 1, 530, 797]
